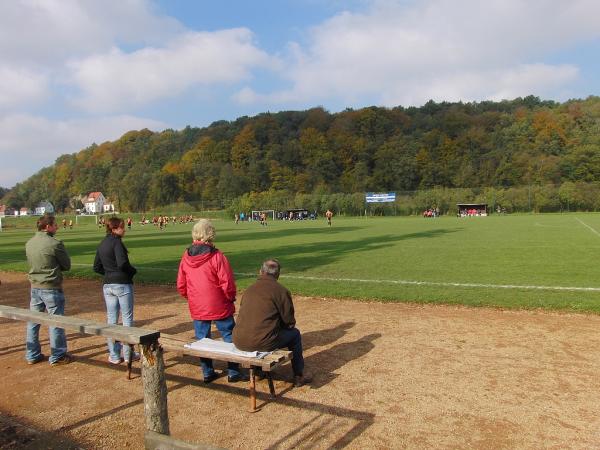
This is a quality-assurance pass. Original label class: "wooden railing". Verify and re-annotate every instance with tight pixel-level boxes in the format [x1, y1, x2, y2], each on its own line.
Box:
[0, 305, 174, 445]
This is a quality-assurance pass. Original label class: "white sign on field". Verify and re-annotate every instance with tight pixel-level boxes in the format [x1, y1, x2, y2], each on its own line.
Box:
[365, 192, 396, 203]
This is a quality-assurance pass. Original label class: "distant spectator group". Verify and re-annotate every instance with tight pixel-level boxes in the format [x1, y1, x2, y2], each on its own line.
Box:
[458, 208, 487, 217]
[423, 208, 440, 218]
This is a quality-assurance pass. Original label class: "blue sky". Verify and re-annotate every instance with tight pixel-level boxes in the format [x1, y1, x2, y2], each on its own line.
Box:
[1, 0, 599, 188]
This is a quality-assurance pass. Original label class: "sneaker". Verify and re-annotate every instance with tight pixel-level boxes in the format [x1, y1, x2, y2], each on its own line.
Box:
[228, 373, 250, 383]
[294, 373, 312, 387]
[50, 354, 73, 366]
[108, 356, 123, 365]
[27, 354, 45, 365]
[203, 372, 219, 384]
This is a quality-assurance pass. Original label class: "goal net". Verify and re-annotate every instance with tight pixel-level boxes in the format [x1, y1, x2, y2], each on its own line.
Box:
[75, 214, 98, 226]
[0, 215, 36, 231]
[251, 210, 275, 221]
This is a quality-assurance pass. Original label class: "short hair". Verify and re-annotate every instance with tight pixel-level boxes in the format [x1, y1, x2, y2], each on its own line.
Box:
[37, 214, 56, 231]
[192, 219, 215, 242]
[106, 217, 125, 234]
[261, 259, 281, 277]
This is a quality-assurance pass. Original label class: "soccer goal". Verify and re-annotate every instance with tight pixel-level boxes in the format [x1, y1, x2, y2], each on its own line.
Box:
[251, 210, 275, 221]
[75, 214, 98, 226]
[0, 215, 29, 231]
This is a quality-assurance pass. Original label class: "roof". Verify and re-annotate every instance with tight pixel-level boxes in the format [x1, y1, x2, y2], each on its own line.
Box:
[87, 191, 103, 201]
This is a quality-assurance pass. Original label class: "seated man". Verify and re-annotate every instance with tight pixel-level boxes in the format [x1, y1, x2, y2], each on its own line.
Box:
[233, 259, 311, 387]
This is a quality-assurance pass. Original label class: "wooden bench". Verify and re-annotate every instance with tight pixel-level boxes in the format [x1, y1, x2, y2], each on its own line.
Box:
[160, 333, 292, 412]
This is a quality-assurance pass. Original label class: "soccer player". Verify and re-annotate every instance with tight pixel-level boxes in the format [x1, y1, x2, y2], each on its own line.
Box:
[325, 209, 333, 226]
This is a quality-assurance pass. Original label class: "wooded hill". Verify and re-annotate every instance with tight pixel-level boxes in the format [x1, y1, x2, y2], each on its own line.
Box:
[3, 95, 600, 213]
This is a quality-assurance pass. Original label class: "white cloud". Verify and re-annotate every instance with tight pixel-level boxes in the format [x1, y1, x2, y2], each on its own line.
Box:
[0, 66, 48, 109]
[0, 114, 169, 187]
[243, 0, 600, 107]
[68, 29, 274, 112]
[0, 0, 183, 109]
[0, 0, 182, 65]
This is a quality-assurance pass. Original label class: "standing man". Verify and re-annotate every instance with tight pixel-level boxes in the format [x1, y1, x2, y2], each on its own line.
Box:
[233, 259, 311, 387]
[25, 214, 72, 365]
[325, 209, 333, 226]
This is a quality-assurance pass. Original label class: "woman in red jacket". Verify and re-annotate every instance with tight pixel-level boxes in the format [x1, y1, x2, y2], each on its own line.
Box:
[176, 219, 247, 383]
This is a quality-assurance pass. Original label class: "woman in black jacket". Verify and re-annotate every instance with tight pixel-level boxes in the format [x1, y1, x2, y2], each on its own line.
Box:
[93, 217, 138, 364]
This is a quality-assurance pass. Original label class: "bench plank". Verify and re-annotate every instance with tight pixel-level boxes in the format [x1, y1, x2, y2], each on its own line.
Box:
[159, 334, 291, 371]
[0, 305, 160, 345]
[159, 333, 292, 412]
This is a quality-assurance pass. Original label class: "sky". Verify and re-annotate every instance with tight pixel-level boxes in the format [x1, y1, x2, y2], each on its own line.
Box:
[1, 0, 600, 188]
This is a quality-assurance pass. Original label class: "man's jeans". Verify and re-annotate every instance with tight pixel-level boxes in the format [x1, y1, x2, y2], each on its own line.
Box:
[26, 288, 67, 364]
[275, 327, 305, 376]
[193, 317, 241, 378]
[103, 284, 134, 361]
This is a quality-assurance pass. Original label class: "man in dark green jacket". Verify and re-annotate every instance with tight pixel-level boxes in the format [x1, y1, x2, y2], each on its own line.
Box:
[233, 259, 311, 387]
[25, 214, 72, 365]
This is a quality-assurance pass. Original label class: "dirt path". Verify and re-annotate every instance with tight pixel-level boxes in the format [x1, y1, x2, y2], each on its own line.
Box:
[1, 271, 600, 449]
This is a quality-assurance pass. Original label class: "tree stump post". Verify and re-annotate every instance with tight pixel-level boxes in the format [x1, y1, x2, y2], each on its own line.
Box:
[141, 341, 170, 435]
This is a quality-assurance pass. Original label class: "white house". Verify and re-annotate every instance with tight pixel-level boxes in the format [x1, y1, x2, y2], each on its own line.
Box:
[103, 199, 115, 213]
[84, 192, 105, 214]
[19, 207, 31, 216]
[35, 201, 54, 215]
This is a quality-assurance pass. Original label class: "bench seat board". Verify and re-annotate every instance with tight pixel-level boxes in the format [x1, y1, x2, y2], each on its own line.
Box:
[159, 334, 291, 371]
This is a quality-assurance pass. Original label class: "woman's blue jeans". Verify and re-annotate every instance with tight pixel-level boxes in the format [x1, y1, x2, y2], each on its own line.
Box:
[26, 288, 67, 364]
[193, 316, 241, 378]
[103, 284, 134, 361]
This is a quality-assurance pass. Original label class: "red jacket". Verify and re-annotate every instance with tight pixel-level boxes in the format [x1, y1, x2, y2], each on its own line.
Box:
[176, 242, 237, 320]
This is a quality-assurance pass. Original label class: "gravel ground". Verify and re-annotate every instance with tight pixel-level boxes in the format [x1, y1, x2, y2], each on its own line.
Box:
[2, 271, 600, 449]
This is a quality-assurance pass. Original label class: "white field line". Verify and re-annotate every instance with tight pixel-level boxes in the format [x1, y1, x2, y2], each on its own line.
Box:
[269, 274, 600, 292]
[3, 262, 600, 293]
[575, 217, 600, 237]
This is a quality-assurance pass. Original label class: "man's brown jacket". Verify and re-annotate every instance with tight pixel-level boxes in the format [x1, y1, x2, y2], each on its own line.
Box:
[233, 274, 295, 351]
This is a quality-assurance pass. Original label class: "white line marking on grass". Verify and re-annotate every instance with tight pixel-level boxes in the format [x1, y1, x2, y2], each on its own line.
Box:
[270, 274, 600, 292]
[575, 217, 600, 237]
[3, 262, 600, 292]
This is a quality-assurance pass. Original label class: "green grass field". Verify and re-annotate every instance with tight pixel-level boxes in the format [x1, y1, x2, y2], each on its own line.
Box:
[2, 214, 600, 312]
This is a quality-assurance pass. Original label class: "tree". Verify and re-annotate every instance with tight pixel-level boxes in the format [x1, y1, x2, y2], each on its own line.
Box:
[371, 137, 418, 191]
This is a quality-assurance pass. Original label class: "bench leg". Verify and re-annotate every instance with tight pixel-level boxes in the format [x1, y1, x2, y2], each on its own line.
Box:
[127, 344, 134, 380]
[267, 373, 276, 399]
[249, 368, 257, 413]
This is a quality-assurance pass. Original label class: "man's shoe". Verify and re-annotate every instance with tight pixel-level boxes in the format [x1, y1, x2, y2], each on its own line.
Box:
[108, 356, 123, 365]
[294, 373, 312, 387]
[27, 354, 45, 365]
[50, 354, 72, 366]
[228, 373, 250, 383]
[203, 372, 219, 384]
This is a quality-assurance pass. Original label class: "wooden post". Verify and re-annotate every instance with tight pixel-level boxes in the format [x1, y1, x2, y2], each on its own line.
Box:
[249, 367, 257, 413]
[141, 341, 170, 435]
